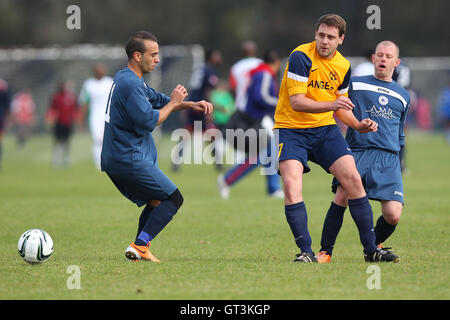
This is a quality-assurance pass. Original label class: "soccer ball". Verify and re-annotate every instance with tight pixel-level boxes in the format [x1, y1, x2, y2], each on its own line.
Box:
[18, 229, 54, 264]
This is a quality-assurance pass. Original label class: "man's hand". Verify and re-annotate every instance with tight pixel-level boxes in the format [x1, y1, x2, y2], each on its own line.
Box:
[330, 96, 355, 111]
[191, 100, 213, 115]
[357, 118, 378, 133]
[170, 84, 188, 104]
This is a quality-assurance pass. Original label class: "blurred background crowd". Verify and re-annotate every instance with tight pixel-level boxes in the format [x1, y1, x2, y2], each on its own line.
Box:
[0, 0, 449, 169]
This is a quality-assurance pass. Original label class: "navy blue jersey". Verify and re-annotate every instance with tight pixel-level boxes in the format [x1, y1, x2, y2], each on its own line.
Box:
[185, 64, 218, 124]
[346, 75, 410, 153]
[101, 67, 170, 173]
[0, 79, 11, 121]
[245, 63, 279, 121]
[188, 64, 219, 102]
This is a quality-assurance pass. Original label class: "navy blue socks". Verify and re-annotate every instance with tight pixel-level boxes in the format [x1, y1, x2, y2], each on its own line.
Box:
[135, 200, 178, 246]
[320, 202, 346, 255]
[348, 196, 378, 254]
[135, 204, 153, 240]
[285, 202, 313, 254]
[374, 215, 397, 245]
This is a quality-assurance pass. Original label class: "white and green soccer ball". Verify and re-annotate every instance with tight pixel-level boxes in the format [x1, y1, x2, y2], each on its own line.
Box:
[18, 229, 54, 264]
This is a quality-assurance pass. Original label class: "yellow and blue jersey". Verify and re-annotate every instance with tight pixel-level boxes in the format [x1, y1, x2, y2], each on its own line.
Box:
[274, 41, 351, 129]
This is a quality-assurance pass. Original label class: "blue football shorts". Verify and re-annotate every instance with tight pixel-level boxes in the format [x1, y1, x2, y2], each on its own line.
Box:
[332, 148, 404, 204]
[276, 125, 353, 173]
[106, 167, 177, 207]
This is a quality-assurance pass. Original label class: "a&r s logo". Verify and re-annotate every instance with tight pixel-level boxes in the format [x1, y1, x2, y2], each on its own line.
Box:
[378, 95, 389, 106]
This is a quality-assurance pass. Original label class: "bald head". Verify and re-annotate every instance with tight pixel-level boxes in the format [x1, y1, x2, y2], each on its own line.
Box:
[375, 41, 399, 58]
[372, 40, 401, 81]
[242, 40, 257, 57]
[93, 63, 106, 79]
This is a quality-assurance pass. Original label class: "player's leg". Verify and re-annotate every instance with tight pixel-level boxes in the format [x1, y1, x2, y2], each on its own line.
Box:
[89, 114, 104, 170]
[317, 185, 347, 262]
[217, 153, 259, 199]
[127, 189, 183, 262]
[135, 199, 161, 239]
[52, 124, 62, 167]
[277, 128, 316, 262]
[107, 169, 183, 262]
[330, 157, 399, 262]
[375, 200, 402, 246]
[311, 127, 379, 258]
[279, 159, 315, 262]
[329, 155, 379, 255]
[61, 124, 72, 166]
[0, 131, 3, 168]
[266, 173, 283, 198]
[262, 138, 283, 198]
[135, 188, 183, 246]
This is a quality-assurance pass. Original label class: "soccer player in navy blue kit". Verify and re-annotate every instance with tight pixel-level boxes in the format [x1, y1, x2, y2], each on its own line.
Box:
[101, 31, 213, 262]
[172, 49, 222, 171]
[316, 41, 409, 263]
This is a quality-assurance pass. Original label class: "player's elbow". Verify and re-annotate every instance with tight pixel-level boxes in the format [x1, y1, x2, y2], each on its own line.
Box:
[289, 94, 308, 112]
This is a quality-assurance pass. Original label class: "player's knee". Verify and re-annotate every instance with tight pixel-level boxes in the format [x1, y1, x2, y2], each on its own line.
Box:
[282, 179, 303, 203]
[384, 211, 401, 225]
[334, 186, 348, 207]
[340, 172, 364, 195]
[167, 188, 184, 214]
[382, 202, 402, 225]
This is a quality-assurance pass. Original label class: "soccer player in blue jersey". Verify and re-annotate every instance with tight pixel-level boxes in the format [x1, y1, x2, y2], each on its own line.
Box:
[316, 41, 409, 263]
[101, 31, 213, 262]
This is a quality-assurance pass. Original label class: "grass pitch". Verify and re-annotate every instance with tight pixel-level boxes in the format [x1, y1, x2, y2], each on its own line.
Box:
[0, 130, 449, 300]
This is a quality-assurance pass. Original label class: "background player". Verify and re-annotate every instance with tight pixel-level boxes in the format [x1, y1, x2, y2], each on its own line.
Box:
[317, 41, 410, 263]
[46, 80, 79, 167]
[0, 78, 11, 168]
[79, 63, 113, 170]
[172, 49, 222, 171]
[218, 49, 283, 199]
[227, 41, 263, 163]
[274, 14, 397, 263]
[101, 31, 213, 262]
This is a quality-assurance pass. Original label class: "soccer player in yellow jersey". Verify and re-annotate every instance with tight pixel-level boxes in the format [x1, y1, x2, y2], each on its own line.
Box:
[275, 14, 398, 263]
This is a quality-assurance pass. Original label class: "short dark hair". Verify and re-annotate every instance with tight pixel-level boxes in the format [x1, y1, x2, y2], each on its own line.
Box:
[205, 49, 219, 62]
[315, 14, 346, 37]
[263, 49, 280, 64]
[125, 31, 158, 60]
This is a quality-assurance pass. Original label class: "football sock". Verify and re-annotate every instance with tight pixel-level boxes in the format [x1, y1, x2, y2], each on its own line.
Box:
[320, 202, 346, 255]
[285, 202, 313, 254]
[224, 155, 259, 187]
[135, 204, 154, 240]
[374, 215, 397, 245]
[136, 199, 178, 246]
[348, 196, 378, 254]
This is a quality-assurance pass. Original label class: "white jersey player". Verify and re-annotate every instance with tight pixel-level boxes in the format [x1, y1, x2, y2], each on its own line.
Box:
[228, 41, 262, 111]
[79, 63, 113, 170]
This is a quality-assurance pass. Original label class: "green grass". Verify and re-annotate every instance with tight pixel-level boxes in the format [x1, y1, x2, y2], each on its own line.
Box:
[0, 130, 449, 300]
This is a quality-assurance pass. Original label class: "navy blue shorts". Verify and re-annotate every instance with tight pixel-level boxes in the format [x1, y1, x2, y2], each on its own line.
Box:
[276, 125, 352, 173]
[332, 148, 404, 204]
[107, 168, 177, 207]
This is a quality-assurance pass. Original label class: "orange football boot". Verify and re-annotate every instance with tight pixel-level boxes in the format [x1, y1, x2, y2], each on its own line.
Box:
[316, 251, 331, 263]
[125, 242, 160, 262]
